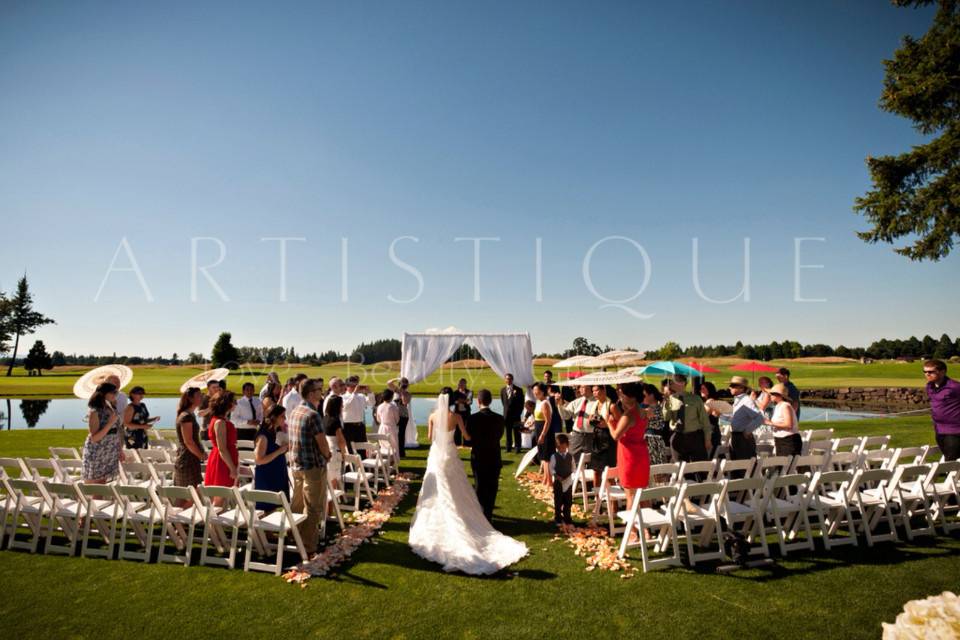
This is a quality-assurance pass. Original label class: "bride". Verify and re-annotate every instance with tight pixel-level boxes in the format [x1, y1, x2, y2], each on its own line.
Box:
[408, 393, 528, 575]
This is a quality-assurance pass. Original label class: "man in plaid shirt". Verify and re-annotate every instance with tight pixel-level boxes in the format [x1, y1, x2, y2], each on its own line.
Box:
[287, 378, 331, 555]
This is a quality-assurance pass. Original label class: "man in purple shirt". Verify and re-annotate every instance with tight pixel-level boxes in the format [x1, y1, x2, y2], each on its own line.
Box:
[925, 359, 960, 461]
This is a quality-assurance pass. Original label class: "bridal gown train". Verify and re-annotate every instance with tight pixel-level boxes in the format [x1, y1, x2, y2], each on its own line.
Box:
[408, 400, 528, 575]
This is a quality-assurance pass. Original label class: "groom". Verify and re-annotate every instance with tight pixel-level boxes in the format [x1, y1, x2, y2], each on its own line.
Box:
[467, 389, 505, 522]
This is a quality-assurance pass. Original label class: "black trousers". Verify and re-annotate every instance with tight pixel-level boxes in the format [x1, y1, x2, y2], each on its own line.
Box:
[504, 419, 523, 453]
[471, 457, 500, 522]
[397, 416, 408, 458]
[937, 433, 960, 461]
[671, 431, 708, 463]
[774, 433, 803, 458]
[343, 422, 367, 454]
[553, 481, 573, 524]
[730, 432, 757, 461]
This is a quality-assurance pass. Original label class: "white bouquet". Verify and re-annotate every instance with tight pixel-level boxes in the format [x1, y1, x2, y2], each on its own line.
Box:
[882, 591, 960, 639]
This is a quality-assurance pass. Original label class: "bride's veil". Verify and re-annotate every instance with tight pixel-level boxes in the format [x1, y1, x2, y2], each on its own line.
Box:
[433, 393, 450, 445]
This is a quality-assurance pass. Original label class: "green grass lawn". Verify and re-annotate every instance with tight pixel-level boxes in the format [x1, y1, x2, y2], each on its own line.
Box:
[0, 359, 932, 398]
[0, 415, 957, 639]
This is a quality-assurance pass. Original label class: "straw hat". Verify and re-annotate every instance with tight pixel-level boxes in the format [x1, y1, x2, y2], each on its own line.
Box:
[728, 375, 750, 388]
[770, 383, 789, 397]
[73, 365, 134, 399]
[179, 368, 231, 393]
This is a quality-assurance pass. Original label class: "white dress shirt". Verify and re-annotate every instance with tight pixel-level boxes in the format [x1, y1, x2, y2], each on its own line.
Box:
[232, 394, 263, 426]
[341, 390, 375, 423]
[559, 397, 596, 433]
[282, 389, 302, 415]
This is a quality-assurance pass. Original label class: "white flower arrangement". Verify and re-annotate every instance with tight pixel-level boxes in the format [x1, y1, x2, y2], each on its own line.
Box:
[882, 591, 960, 640]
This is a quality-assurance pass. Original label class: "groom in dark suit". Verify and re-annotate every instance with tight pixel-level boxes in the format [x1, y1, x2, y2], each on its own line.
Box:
[467, 389, 505, 523]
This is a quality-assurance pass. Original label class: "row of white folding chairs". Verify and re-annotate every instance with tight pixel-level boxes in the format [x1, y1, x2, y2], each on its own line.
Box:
[0, 475, 309, 575]
[612, 460, 960, 573]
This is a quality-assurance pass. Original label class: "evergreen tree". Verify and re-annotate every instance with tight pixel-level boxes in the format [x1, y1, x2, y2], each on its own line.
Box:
[211, 332, 240, 370]
[854, 0, 960, 260]
[934, 333, 956, 359]
[4, 276, 55, 376]
[23, 340, 52, 376]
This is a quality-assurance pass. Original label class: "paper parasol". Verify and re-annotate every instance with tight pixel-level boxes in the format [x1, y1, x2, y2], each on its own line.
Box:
[72, 365, 134, 399]
[179, 368, 231, 393]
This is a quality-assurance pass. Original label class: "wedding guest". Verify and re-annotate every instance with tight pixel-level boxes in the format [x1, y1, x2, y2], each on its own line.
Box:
[924, 359, 960, 461]
[322, 395, 348, 485]
[377, 388, 401, 461]
[500, 373, 526, 454]
[776, 367, 801, 419]
[123, 386, 157, 449]
[198, 379, 222, 441]
[765, 383, 801, 457]
[549, 433, 575, 527]
[532, 383, 561, 486]
[341, 376, 375, 453]
[558, 384, 594, 460]
[82, 382, 123, 483]
[232, 382, 263, 441]
[254, 405, 290, 510]
[611, 382, 650, 538]
[205, 392, 240, 505]
[106, 374, 129, 419]
[259, 372, 280, 400]
[288, 378, 332, 556]
[589, 385, 617, 487]
[282, 373, 309, 415]
[642, 384, 670, 465]
[728, 376, 763, 461]
[262, 378, 282, 415]
[396, 378, 411, 458]
[522, 400, 537, 446]
[755, 376, 775, 419]
[452, 378, 473, 446]
[663, 375, 711, 463]
[700, 381, 722, 457]
[174, 387, 206, 491]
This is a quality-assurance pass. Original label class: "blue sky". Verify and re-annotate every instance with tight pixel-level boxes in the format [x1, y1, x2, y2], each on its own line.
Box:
[1, 1, 956, 357]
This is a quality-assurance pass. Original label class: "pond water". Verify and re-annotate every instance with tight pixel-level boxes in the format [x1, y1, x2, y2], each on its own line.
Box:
[0, 396, 901, 430]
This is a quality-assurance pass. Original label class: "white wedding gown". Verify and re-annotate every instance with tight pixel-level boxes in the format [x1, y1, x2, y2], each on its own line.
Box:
[408, 395, 528, 575]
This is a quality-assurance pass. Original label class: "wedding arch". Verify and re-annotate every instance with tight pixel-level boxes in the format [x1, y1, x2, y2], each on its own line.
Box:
[400, 330, 534, 387]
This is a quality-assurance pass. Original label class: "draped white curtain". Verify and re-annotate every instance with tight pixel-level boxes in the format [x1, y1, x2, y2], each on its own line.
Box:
[400, 332, 534, 387]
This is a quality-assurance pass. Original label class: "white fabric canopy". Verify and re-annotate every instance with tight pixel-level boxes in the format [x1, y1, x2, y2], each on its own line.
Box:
[401, 331, 534, 387]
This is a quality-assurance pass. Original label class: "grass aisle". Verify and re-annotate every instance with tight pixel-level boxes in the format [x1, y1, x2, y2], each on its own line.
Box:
[0, 423, 959, 639]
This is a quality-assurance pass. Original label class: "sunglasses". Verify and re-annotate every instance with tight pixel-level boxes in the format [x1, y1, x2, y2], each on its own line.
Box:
[923, 370, 940, 375]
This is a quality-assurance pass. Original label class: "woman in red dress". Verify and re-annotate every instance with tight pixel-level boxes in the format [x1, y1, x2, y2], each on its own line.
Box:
[204, 391, 239, 506]
[611, 383, 650, 528]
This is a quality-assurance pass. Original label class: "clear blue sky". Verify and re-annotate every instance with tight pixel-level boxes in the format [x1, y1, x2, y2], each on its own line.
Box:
[1, 1, 956, 357]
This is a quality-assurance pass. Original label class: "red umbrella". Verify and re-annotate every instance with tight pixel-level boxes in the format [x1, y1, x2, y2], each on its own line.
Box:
[686, 361, 721, 374]
[730, 361, 779, 385]
[561, 371, 585, 380]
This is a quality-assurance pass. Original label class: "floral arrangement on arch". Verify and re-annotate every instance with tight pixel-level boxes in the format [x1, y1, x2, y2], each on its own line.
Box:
[282, 473, 412, 587]
[882, 591, 960, 639]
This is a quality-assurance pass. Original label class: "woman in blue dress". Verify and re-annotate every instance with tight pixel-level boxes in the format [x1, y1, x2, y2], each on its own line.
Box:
[254, 404, 290, 511]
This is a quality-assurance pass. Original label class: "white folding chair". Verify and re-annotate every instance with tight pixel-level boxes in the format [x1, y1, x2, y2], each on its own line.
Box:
[41, 481, 86, 556]
[119, 462, 158, 488]
[570, 452, 596, 510]
[806, 470, 858, 550]
[857, 435, 891, 456]
[55, 459, 84, 483]
[716, 458, 754, 480]
[77, 483, 121, 560]
[151, 462, 176, 487]
[888, 464, 936, 540]
[137, 449, 171, 464]
[846, 469, 898, 546]
[24, 457, 63, 482]
[921, 446, 944, 465]
[649, 462, 681, 486]
[241, 489, 309, 575]
[6, 478, 47, 553]
[593, 466, 627, 535]
[151, 438, 177, 453]
[49, 447, 81, 461]
[236, 439, 257, 452]
[861, 449, 897, 471]
[368, 433, 399, 478]
[923, 461, 960, 533]
[757, 455, 792, 479]
[719, 476, 770, 558]
[806, 439, 834, 456]
[326, 473, 345, 532]
[827, 451, 861, 473]
[115, 484, 162, 562]
[891, 446, 928, 468]
[355, 442, 390, 490]
[156, 485, 210, 566]
[0, 457, 31, 480]
[832, 437, 864, 453]
[200, 485, 260, 569]
[616, 485, 681, 572]
[679, 460, 716, 483]
[764, 473, 815, 555]
[789, 454, 826, 476]
[341, 453, 376, 512]
[675, 481, 725, 565]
